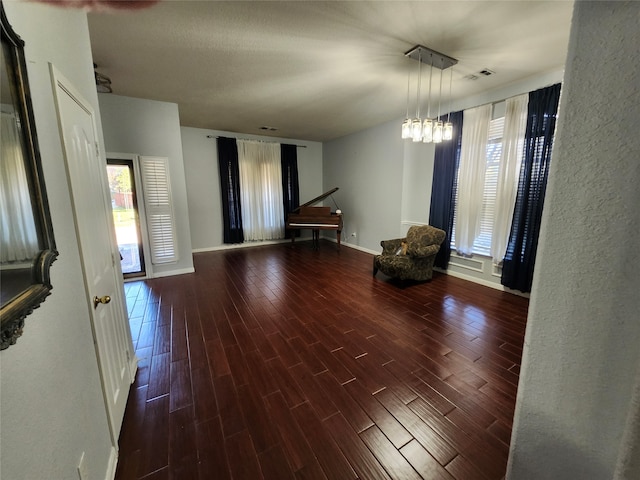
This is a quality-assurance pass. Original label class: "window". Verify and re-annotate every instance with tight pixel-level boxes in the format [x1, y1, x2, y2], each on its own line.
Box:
[451, 116, 504, 256]
[139, 156, 178, 264]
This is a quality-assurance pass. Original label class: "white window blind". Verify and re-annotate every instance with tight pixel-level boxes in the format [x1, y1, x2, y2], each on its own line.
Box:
[451, 116, 505, 256]
[140, 156, 178, 264]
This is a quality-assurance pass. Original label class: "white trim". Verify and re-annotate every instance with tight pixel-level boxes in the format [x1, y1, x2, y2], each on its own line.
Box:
[151, 267, 195, 278]
[192, 239, 293, 253]
[128, 355, 139, 384]
[324, 237, 378, 255]
[104, 446, 118, 480]
[400, 220, 427, 227]
[448, 253, 485, 273]
[106, 152, 154, 279]
[435, 267, 530, 297]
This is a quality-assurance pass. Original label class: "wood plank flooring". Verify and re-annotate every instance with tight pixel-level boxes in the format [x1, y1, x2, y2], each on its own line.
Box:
[115, 240, 528, 480]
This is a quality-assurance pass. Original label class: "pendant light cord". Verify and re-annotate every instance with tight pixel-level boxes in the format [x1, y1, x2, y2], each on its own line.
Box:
[415, 48, 422, 118]
[447, 66, 453, 122]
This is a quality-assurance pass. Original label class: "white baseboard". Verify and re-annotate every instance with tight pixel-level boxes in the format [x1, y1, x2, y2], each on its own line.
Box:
[151, 267, 195, 278]
[323, 236, 379, 255]
[128, 355, 139, 384]
[104, 446, 118, 480]
[192, 239, 294, 253]
[435, 267, 530, 297]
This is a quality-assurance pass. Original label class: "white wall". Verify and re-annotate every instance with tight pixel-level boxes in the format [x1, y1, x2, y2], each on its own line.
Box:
[1, 3, 113, 479]
[323, 117, 407, 251]
[180, 126, 323, 251]
[99, 94, 194, 276]
[507, 2, 640, 478]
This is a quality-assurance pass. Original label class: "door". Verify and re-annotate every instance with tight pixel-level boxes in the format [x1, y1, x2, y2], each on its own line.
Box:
[107, 159, 146, 278]
[50, 65, 134, 444]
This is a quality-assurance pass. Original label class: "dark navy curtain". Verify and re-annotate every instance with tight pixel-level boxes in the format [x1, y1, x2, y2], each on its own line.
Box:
[281, 144, 300, 239]
[501, 83, 561, 292]
[429, 110, 464, 269]
[217, 137, 244, 244]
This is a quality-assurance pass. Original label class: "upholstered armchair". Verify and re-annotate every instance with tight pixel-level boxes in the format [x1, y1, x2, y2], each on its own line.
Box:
[373, 225, 446, 281]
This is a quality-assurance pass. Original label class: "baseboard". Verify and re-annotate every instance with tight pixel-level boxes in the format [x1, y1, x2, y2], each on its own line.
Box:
[192, 238, 309, 253]
[323, 237, 379, 255]
[435, 267, 530, 298]
[151, 267, 195, 278]
[104, 446, 118, 480]
[128, 355, 139, 384]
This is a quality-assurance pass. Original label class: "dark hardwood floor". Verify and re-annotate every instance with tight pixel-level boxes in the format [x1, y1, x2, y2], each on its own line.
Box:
[115, 240, 528, 480]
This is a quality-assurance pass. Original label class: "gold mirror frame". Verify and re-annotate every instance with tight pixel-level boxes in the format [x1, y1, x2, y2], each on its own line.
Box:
[1, 2, 58, 350]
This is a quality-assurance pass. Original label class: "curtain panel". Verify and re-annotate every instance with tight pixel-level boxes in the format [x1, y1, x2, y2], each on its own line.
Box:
[281, 144, 300, 239]
[491, 93, 529, 265]
[501, 83, 562, 292]
[237, 140, 285, 241]
[429, 110, 463, 269]
[455, 104, 493, 256]
[217, 137, 244, 244]
[1, 112, 39, 262]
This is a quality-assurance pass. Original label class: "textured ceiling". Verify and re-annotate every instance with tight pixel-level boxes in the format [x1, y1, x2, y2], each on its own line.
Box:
[87, 1, 574, 142]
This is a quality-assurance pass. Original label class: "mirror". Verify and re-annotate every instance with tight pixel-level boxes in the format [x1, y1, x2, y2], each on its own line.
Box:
[1, 2, 57, 350]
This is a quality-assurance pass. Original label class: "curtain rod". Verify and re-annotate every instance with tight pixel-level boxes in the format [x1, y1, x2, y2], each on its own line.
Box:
[206, 135, 307, 148]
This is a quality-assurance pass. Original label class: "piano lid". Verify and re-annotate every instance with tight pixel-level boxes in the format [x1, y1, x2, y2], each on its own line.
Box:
[292, 187, 339, 213]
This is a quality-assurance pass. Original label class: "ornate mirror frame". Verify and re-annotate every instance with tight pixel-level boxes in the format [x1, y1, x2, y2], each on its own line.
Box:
[1, 2, 58, 350]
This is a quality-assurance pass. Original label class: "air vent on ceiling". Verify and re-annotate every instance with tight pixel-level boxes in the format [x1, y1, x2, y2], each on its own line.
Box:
[465, 74, 479, 81]
[259, 126, 278, 131]
[479, 68, 495, 76]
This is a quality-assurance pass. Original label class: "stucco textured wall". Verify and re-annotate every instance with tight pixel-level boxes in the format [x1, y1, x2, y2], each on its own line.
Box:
[507, 2, 640, 478]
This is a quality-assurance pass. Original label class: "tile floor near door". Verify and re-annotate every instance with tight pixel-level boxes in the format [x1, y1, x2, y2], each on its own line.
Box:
[116, 241, 528, 480]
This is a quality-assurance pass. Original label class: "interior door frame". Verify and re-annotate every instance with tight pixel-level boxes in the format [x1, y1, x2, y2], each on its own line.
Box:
[49, 64, 137, 447]
[107, 152, 154, 280]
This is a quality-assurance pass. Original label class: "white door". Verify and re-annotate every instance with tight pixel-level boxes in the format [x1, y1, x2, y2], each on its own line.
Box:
[50, 65, 135, 444]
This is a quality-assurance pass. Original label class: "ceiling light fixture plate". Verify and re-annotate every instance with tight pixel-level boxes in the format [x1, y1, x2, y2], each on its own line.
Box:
[404, 45, 457, 70]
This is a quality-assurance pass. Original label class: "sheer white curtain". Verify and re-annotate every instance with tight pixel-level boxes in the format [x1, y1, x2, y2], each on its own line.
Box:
[237, 139, 284, 241]
[491, 94, 528, 265]
[455, 104, 492, 256]
[1, 112, 39, 263]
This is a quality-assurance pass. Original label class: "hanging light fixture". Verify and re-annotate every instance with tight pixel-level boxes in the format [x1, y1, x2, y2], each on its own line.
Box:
[401, 45, 457, 143]
[433, 56, 444, 144]
[401, 62, 412, 139]
[411, 47, 423, 142]
[422, 54, 434, 144]
[443, 65, 454, 141]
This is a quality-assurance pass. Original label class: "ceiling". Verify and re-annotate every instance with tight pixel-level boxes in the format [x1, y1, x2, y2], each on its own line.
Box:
[87, 1, 574, 142]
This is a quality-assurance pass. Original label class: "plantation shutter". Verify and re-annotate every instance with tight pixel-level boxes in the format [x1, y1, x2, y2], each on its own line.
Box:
[140, 156, 178, 264]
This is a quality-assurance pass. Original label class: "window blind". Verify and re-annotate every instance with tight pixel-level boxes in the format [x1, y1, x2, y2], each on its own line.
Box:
[451, 116, 505, 256]
[140, 156, 178, 264]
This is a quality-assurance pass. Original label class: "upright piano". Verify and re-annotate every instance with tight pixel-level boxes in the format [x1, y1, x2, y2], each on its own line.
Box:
[286, 187, 343, 249]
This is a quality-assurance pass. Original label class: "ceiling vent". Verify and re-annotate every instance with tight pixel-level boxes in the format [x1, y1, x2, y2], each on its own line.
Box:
[465, 74, 479, 81]
[479, 68, 495, 76]
[259, 126, 278, 131]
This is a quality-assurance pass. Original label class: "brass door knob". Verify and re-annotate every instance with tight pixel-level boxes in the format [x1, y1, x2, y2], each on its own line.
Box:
[93, 295, 111, 309]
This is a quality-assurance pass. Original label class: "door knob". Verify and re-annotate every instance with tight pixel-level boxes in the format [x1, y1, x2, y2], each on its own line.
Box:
[93, 295, 111, 309]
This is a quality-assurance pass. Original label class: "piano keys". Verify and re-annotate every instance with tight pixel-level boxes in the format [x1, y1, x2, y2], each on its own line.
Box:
[286, 188, 343, 250]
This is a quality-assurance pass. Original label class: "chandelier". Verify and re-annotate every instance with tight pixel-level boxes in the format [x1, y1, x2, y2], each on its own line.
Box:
[401, 45, 457, 143]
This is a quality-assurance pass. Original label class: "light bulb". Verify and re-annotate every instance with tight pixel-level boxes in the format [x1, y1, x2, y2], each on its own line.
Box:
[422, 118, 433, 143]
[433, 121, 443, 143]
[411, 118, 422, 142]
[401, 118, 412, 139]
[443, 122, 453, 141]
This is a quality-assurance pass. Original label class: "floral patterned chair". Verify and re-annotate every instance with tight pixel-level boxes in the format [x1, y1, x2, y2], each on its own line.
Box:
[373, 225, 446, 281]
